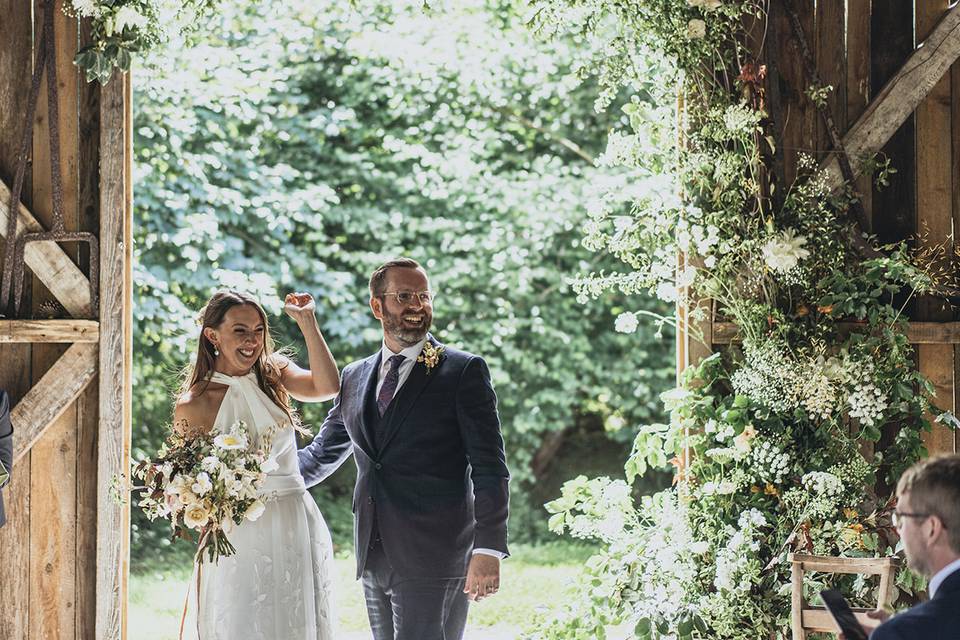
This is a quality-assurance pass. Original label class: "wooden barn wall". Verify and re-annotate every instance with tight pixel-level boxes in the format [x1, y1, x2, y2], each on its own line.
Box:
[679, 1, 959, 457]
[0, 1, 101, 639]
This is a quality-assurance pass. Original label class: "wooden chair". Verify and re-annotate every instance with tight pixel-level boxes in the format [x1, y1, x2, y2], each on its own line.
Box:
[789, 553, 899, 639]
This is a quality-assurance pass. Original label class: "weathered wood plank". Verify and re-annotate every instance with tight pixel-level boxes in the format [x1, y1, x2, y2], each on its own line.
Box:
[0, 179, 93, 319]
[815, 0, 845, 162]
[11, 342, 97, 464]
[822, 3, 960, 191]
[95, 70, 131, 640]
[771, 0, 816, 186]
[0, 0, 34, 636]
[29, 3, 81, 636]
[917, 0, 957, 457]
[712, 321, 960, 345]
[0, 319, 99, 342]
[76, 13, 102, 639]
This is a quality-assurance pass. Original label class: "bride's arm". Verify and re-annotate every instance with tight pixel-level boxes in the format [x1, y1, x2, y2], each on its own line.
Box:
[280, 293, 340, 403]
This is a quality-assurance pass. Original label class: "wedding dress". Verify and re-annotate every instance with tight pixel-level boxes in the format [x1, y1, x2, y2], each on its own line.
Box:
[191, 371, 335, 640]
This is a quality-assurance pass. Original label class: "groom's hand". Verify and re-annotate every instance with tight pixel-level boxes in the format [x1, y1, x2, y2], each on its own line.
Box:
[464, 554, 500, 601]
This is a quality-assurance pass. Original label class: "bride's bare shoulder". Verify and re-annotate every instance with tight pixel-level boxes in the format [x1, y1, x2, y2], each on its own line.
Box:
[174, 383, 227, 435]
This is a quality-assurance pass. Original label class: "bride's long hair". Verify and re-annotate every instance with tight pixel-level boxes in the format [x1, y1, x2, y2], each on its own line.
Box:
[179, 290, 296, 426]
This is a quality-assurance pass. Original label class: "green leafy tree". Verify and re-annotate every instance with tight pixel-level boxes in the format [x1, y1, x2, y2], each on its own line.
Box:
[131, 0, 673, 566]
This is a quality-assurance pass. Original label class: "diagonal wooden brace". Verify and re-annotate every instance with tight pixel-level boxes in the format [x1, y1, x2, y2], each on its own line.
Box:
[0, 178, 94, 318]
[11, 342, 98, 464]
[821, 3, 960, 191]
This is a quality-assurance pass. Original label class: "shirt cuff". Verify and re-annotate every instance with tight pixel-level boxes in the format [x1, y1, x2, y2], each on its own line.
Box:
[472, 547, 506, 560]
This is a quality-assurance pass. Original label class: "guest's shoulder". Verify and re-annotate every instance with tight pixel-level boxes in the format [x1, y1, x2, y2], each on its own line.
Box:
[872, 599, 953, 639]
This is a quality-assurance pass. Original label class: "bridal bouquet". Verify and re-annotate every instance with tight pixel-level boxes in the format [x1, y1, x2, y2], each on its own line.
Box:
[132, 420, 278, 563]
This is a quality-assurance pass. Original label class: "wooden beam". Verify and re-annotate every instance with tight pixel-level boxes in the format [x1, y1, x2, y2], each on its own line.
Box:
[95, 70, 131, 640]
[0, 178, 93, 318]
[712, 321, 960, 345]
[0, 319, 99, 342]
[10, 341, 97, 463]
[822, 3, 960, 191]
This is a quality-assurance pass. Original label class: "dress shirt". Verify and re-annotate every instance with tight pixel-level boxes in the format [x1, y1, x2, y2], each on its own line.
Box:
[929, 557, 960, 598]
[376, 338, 505, 562]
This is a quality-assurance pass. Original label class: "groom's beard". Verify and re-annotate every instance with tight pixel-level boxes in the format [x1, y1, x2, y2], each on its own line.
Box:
[381, 308, 432, 347]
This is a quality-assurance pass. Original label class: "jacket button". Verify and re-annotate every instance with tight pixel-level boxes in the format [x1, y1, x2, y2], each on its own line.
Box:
[367, 496, 374, 504]
[375, 463, 382, 470]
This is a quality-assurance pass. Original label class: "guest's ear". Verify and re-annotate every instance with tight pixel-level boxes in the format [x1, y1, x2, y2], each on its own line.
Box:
[370, 296, 383, 320]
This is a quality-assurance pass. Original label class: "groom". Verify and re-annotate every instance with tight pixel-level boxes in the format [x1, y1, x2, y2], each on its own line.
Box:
[298, 258, 510, 640]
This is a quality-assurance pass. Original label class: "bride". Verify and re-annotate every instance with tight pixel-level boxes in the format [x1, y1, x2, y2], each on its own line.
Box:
[174, 289, 340, 639]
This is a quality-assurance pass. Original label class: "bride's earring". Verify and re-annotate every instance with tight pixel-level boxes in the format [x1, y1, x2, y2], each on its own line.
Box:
[213, 343, 220, 357]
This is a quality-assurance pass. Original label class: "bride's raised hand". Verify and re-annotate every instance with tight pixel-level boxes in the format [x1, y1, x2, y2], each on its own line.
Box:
[284, 292, 317, 325]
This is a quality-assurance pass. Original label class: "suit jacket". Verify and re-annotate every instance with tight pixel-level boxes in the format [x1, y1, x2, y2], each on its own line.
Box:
[0, 390, 13, 528]
[870, 567, 960, 640]
[298, 336, 510, 579]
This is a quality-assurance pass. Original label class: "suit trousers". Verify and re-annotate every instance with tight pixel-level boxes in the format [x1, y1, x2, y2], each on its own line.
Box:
[361, 537, 469, 640]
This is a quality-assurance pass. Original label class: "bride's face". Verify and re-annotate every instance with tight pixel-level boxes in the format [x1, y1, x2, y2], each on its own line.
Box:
[205, 304, 266, 375]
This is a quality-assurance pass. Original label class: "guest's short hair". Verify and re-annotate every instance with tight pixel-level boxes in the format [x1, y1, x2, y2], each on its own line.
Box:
[369, 258, 423, 298]
[897, 454, 960, 553]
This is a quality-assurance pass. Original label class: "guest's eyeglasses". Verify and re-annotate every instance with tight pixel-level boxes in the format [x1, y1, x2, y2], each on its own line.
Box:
[380, 290, 436, 305]
[891, 510, 930, 528]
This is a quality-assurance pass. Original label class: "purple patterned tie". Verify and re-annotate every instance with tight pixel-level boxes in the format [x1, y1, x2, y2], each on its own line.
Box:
[377, 354, 406, 417]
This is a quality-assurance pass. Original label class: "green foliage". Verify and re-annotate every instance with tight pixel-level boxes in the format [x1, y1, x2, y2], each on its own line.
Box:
[523, 0, 958, 638]
[131, 0, 674, 564]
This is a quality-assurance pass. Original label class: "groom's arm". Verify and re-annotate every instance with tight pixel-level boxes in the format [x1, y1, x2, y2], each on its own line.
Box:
[0, 391, 13, 488]
[455, 356, 510, 555]
[298, 380, 353, 489]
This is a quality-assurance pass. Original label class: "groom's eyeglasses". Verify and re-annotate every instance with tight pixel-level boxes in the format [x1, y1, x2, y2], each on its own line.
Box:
[381, 290, 436, 305]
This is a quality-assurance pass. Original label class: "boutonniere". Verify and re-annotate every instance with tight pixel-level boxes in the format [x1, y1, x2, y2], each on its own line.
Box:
[417, 342, 446, 375]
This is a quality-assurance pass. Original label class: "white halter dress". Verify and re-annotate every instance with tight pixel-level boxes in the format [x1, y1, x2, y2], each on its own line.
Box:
[192, 371, 335, 640]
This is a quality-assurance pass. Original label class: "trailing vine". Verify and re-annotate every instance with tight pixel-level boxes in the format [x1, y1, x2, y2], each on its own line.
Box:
[525, 1, 959, 638]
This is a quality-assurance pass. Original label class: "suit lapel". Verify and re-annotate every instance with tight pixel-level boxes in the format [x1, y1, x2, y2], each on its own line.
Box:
[378, 335, 443, 453]
[352, 353, 380, 456]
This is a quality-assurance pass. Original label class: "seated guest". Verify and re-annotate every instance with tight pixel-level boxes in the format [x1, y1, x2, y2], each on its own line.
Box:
[844, 453, 960, 639]
[0, 390, 12, 528]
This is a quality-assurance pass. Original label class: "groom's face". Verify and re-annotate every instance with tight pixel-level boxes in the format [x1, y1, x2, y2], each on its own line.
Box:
[371, 267, 433, 348]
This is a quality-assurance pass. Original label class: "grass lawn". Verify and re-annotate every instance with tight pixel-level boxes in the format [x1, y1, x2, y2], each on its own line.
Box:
[129, 543, 598, 639]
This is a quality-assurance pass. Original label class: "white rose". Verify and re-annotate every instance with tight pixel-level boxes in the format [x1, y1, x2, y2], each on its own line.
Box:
[179, 489, 199, 506]
[214, 432, 248, 451]
[686, 19, 707, 39]
[183, 504, 210, 529]
[243, 500, 266, 522]
[702, 0, 722, 10]
[191, 472, 213, 497]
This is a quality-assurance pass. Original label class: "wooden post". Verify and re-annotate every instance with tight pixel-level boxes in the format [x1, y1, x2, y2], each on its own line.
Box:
[95, 70, 132, 640]
[28, 2, 80, 637]
[916, 0, 957, 456]
[790, 555, 805, 640]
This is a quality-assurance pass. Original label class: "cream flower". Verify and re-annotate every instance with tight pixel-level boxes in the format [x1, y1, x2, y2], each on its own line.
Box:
[183, 504, 210, 529]
[762, 228, 810, 273]
[71, 0, 99, 17]
[686, 19, 707, 39]
[614, 311, 639, 334]
[113, 5, 148, 32]
[243, 499, 266, 522]
[191, 472, 213, 497]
